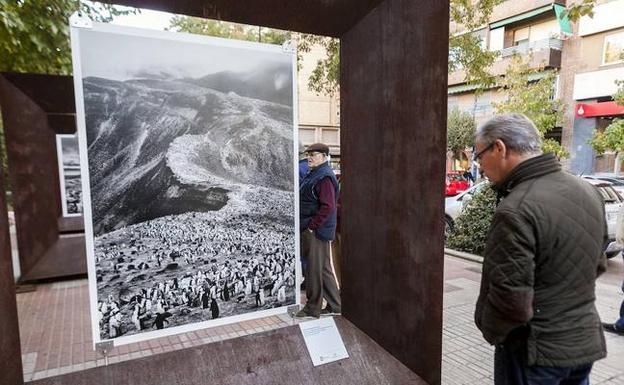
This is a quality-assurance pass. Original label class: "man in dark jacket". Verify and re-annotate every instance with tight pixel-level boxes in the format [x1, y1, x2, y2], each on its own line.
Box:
[295, 143, 341, 318]
[473, 114, 608, 385]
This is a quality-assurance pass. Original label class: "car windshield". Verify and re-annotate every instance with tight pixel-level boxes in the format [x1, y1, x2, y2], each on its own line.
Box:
[598, 186, 623, 203]
[596, 177, 624, 186]
[448, 174, 467, 182]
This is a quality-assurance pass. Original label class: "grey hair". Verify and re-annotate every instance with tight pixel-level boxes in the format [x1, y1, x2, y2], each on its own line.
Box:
[476, 113, 542, 155]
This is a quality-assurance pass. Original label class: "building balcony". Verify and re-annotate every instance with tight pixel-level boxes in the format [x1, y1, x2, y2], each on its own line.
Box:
[448, 37, 562, 87]
[490, 0, 565, 25]
[499, 37, 562, 57]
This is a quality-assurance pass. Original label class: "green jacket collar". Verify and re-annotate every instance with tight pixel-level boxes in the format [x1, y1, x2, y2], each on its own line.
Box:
[496, 153, 561, 197]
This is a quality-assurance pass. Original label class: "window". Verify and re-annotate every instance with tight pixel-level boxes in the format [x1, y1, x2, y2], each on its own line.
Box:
[514, 26, 530, 46]
[473, 28, 488, 50]
[528, 19, 560, 42]
[474, 93, 491, 116]
[489, 27, 505, 51]
[603, 31, 624, 65]
[447, 97, 458, 111]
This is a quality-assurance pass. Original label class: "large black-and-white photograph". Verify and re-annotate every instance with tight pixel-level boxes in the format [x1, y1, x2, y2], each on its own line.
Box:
[71, 22, 298, 344]
[56, 134, 83, 216]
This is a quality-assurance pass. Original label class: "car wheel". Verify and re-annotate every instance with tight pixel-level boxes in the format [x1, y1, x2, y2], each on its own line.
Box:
[444, 216, 454, 242]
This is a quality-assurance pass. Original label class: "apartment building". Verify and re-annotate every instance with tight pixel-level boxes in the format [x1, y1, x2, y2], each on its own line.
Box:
[564, 0, 624, 173]
[448, 1, 566, 121]
[448, 0, 624, 175]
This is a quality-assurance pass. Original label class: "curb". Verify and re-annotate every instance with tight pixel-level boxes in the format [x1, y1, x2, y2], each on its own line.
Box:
[444, 248, 484, 264]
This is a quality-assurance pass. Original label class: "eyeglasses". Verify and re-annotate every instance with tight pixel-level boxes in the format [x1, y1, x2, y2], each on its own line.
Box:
[473, 142, 495, 163]
[305, 151, 324, 157]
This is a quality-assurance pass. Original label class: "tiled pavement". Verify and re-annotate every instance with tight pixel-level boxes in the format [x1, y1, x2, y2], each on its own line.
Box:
[16, 280, 296, 381]
[15, 255, 624, 383]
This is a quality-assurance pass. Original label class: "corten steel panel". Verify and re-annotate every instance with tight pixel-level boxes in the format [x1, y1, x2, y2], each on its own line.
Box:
[31, 317, 427, 385]
[341, 1, 448, 384]
[0, 73, 76, 114]
[48, 113, 78, 135]
[0, 75, 61, 278]
[22, 235, 87, 281]
[58, 216, 85, 233]
[99, 0, 383, 37]
[0, 143, 24, 385]
[0, 74, 85, 282]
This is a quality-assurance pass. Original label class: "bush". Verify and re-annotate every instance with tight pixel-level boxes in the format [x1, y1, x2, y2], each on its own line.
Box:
[446, 183, 497, 255]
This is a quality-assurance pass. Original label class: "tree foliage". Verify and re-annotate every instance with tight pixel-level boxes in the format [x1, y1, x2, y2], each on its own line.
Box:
[563, 0, 598, 22]
[297, 35, 339, 96]
[614, 79, 624, 105]
[298, 1, 505, 95]
[447, 107, 475, 157]
[589, 80, 624, 172]
[167, 16, 290, 45]
[493, 55, 568, 158]
[0, 1, 137, 75]
[446, 183, 497, 255]
[448, 0, 504, 89]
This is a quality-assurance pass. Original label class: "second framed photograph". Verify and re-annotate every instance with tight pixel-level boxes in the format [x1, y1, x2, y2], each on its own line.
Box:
[56, 134, 83, 217]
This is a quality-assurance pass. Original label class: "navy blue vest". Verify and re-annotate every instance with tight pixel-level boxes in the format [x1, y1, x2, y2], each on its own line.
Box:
[299, 161, 339, 241]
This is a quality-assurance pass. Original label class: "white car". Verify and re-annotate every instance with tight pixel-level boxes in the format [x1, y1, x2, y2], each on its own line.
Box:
[444, 182, 487, 238]
[444, 178, 623, 258]
[582, 174, 624, 196]
[583, 178, 624, 257]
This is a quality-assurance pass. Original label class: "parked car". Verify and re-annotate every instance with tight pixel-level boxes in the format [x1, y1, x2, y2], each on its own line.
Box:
[445, 171, 471, 197]
[582, 174, 624, 196]
[583, 178, 624, 258]
[444, 182, 487, 239]
[444, 178, 623, 258]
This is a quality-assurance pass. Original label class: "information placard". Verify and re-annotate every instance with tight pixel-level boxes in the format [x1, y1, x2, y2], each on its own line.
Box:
[299, 317, 349, 366]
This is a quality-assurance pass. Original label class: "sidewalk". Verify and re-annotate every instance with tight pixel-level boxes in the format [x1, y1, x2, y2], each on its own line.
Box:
[15, 255, 624, 383]
[442, 254, 624, 385]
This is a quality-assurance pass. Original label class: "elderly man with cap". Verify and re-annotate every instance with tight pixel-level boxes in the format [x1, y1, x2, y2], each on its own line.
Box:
[296, 143, 341, 318]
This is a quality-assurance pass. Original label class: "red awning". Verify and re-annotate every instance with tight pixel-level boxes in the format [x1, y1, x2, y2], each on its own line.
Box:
[575, 101, 624, 118]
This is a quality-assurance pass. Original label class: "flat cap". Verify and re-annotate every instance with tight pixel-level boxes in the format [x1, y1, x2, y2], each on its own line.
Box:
[305, 143, 330, 155]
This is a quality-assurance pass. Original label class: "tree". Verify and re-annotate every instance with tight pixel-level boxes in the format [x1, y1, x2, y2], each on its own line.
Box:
[168, 16, 290, 45]
[447, 107, 475, 163]
[493, 55, 568, 158]
[298, 1, 505, 96]
[589, 80, 624, 174]
[0, 2, 136, 198]
[297, 35, 339, 96]
[448, 0, 505, 89]
[301, 1, 600, 96]
[563, 0, 598, 22]
[0, 1, 137, 75]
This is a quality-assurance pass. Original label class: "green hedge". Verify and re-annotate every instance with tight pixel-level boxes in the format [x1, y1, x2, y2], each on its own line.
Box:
[446, 183, 497, 256]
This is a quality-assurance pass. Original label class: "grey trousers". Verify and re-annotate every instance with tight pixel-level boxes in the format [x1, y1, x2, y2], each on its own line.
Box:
[301, 230, 341, 317]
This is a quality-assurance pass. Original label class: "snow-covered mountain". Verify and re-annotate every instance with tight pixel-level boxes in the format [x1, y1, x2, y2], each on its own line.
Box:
[83, 70, 294, 235]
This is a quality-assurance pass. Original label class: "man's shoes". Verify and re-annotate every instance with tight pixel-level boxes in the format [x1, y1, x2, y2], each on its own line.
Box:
[294, 309, 318, 319]
[602, 322, 624, 335]
[320, 306, 342, 316]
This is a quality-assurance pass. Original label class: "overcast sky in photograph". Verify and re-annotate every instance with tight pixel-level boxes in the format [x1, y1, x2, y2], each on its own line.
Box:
[77, 24, 290, 81]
